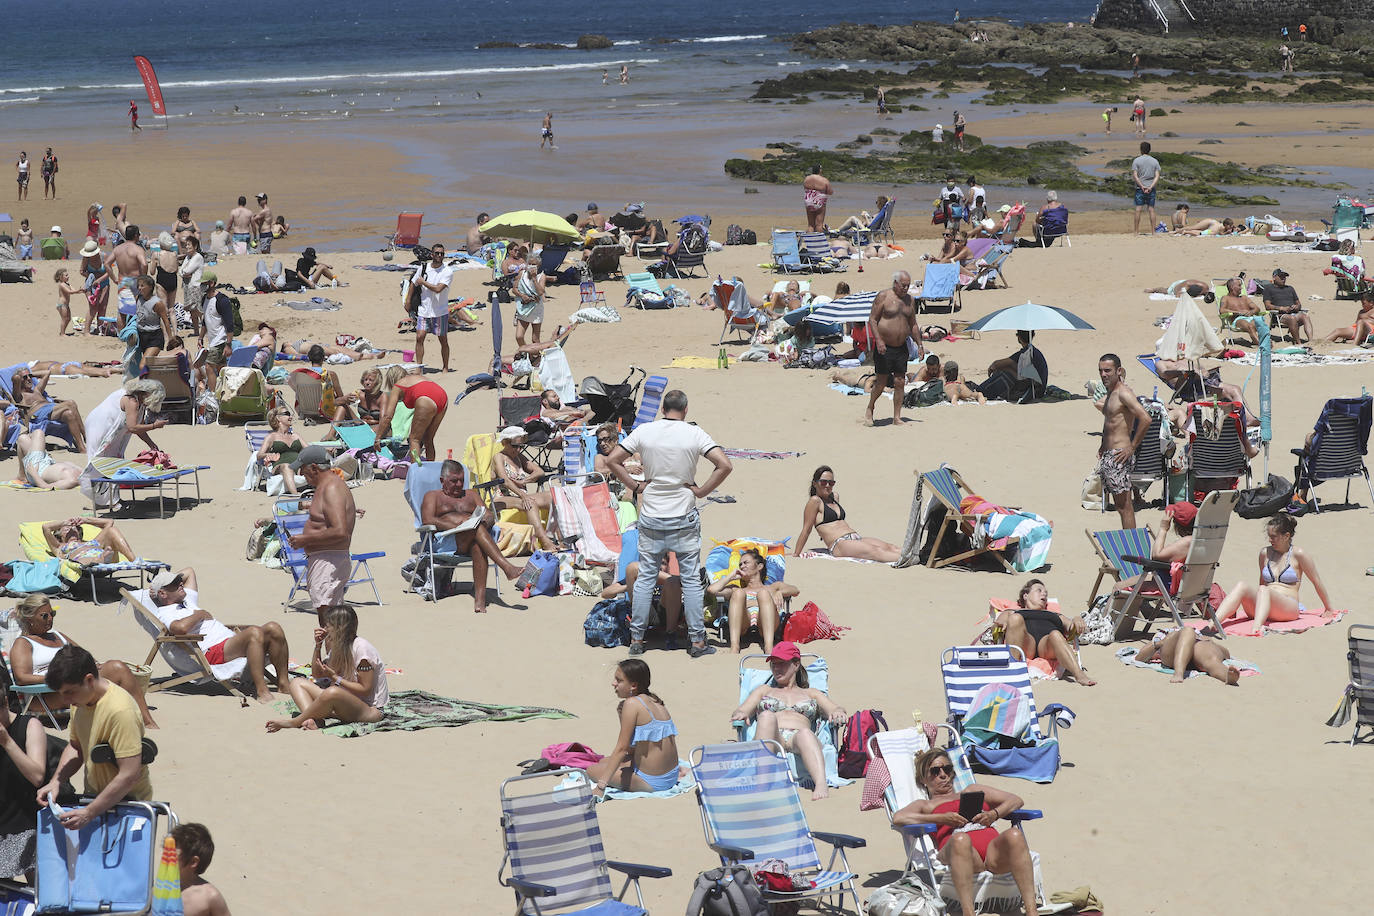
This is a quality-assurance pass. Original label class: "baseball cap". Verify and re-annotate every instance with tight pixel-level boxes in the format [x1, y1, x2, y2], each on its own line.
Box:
[200, 270, 217, 285]
[767, 641, 801, 663]
[1272, 268, 1289, 278]
[255, 192, 267, 200]
[587, 202, 598, 212]
[998, 204, 1012, 213]
[498, 426, 527, 443]
[149, 570, 184, 592]
[1165, 501, 1197, 526]
[289, 444, 331, 470]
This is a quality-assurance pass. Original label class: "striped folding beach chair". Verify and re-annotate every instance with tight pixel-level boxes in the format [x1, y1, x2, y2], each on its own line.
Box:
[631, 375, 666, 430]
[1292, 395, 1374, 512]
[1188, 401, 1252, 492]
[86, 457, 209, 519]
[1084, 525, 1156, 606]
[940, 644, 1072, 783]
[799, 232, 845, 272]
[690, 741, 864, 913]
[1329, 625, 1374, 746]
[920, 466, 1019, 572]
[499, 769, 670, 915]
[273, 499, 384, 610]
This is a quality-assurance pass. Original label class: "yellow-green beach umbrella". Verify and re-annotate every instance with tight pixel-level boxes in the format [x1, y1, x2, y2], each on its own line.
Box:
[480, 210, 580, 247]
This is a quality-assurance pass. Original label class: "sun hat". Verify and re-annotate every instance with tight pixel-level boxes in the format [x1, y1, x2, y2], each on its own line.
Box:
[50, 225, 61, 234]
[256, 192, 267, 200]
[149, 570, 184, 592]
[498, 426, 527, 443]
[215, 220, 225, 229]
[587, 202, 598, 212]
[289, 444, 332, 470]
[80, 239, 100, 257]
[766, 641, 801, 663]
[998, 204, 1012, 213]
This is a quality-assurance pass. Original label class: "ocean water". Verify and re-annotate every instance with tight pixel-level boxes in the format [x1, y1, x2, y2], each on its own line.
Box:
[1, 0, 1096, 128]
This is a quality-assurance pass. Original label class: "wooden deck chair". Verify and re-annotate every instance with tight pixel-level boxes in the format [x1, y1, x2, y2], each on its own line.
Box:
[143, 354, 194, 424]
[392, 211, 423, 248]
[118, 588, 247, 699]
[632, 375, 667, 429]
[917, 261, 961, 313]
[919, 466, 1018, 572]
[1292, 395, 1374, 512]
[1084, 526, 1156, 607]
[1110, 489, 1236, 640]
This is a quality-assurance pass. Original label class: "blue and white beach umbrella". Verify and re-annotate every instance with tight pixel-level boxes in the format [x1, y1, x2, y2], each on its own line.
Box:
[805, 291, 878, 325]
[964, 301, 1094, 332]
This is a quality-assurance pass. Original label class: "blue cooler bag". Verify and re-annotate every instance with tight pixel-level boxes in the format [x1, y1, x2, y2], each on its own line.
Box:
[36, 801, 159, 914]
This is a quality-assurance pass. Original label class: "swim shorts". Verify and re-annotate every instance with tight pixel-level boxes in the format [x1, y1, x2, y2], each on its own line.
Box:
[23, 451, 55, 476]
[257, 233, 272, 254]
[1134, 188, 1157, 207]
[306, 550, 351, 609]
[872, 344, 908, 378]
[137, 328, 166, 353]
[203, 640, 229, 666]
[1096, 451, 1135, 495]
[419, 314, 449, 336]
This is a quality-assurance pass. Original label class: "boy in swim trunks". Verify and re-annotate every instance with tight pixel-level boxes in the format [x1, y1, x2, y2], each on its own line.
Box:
[1094, 353, 1150, 528]
[16, 219, 34, 259]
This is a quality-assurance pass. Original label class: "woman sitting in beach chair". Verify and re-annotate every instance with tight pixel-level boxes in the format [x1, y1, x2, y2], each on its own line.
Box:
[706, 548, 798, 655]
[792, 465, 901, 563]
[41, 516, 139, 568]
[992, 579, 1095, 687]
[1322, 287, 1374, 345]
[489, 427, 557, 551]
[333, 366, 385, 426]
[255, 408, 305, 495]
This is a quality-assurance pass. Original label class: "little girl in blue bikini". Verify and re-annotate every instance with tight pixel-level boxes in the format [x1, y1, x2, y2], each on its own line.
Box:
[588, 659, 682, 795]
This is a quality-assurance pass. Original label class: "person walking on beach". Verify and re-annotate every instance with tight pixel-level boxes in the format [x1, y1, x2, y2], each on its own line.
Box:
[606, 389, 732, 659]
[16, 151, 29, 201]
[602, 69, 608, 85]
[1131, 141, 1161, 235]
[1102, 106, 1116, 135]
[1131, 52, 1140, 79]
[41, 148, 57, 199]
[128, 101, 141, 131]
[864, 271, 918, 427]
[1132, 96, 1146, 135]
[1280, 44, 1294, 73]
[953, 111, 966, 151]
[1094, 354, 1150, 529]
[802, 165, 832, 232]
[413, 242, 454, 372]
[540, 112, 556, 150]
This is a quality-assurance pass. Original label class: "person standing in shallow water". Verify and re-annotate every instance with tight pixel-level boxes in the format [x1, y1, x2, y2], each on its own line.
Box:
[128, 101, 141, 131]
[540, 112, 555, 150]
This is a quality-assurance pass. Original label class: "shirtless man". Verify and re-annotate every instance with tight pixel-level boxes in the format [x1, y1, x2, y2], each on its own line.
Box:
[540, 388, 589, 432]
[106, 225, 148, 288]
[252, 193, 272, 254]
[11, 365, 87, 452]
[227, 196, 254, 255]
[1095, 354, 1151, 529]
[802, 165, 832, 232]
[540, 112, 555, 150]
[466, 212, 490, 255]
[864, 271, 917, 426]
[420, 460, 529, 613]
[41, 516, 137, 566]
[1220, 277, 1263, 346]
[576, 203, 606, 232]
[283, 446, 355, 624]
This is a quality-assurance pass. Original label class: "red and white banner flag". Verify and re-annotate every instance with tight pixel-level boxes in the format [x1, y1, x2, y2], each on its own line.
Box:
[133, 56, 166, 116]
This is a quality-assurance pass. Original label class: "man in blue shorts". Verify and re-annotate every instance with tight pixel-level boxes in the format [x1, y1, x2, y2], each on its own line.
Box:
[1132, 141, 1161, 235]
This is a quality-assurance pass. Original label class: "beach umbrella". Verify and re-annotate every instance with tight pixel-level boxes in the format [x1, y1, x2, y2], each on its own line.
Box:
[806, 291, 878, 325]
[964, 301, 1094, 333]
[1258, 316, 1273, 475]
[480, 210, 579, 247]
[150, 835, 184, 915]
[1154, 293, 1222, 361]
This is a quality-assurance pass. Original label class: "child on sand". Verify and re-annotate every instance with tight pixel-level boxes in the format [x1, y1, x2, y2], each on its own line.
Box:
[16, 219, 34, 259]
[54, 267, 81, 335]
[171, 823, 232, 915]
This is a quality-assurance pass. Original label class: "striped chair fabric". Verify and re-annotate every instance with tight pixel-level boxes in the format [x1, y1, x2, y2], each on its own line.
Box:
[940, 645, 1045, 742]
[632, 376, 667, 430]
[501, 778, 618, 914]
[1092, 526, 1154, 581]
[1190, 404, 1249, 485]
[1346, 625, 1374, 745]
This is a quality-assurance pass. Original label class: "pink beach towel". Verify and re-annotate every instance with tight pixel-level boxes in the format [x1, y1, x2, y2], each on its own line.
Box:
[1185, 609, 1347, 638]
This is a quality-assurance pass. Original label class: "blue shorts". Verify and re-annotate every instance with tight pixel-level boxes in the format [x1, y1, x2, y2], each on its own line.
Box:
[1134, 188, 1157, 207]
[419, 314, 449, 336]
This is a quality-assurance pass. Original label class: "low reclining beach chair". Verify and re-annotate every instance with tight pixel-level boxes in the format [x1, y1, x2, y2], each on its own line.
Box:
[919, 466, 1019, 572]
[0, 363, 80, 451]
[33, 799, 179, 916]
[941, 644, 1072, 783]
[1292, 394, 1373, 512]
[662, 223, 707, 279]
[578, 280, 606, 309]
[867, 727, 1061, 914]
[119, 588, 248, 698]
[1328, 624, 1374, 746]
[713, 277, 766, 345]
[1084, 525, 1156, 607]
[731, 653, 845, 790]
[632, 375, 666, 430]
[499, 769, 671, 915]
[1111, 489, 1237, 639]
[1188, 401, 1252, 493]
[624, 271, 669, 309]
[549, 474, 620, 566]
[287, 371, 333, 424]
[800, 232, 845, 273]
[690, 740, 864, 913]
[18, 520, 169, 606]
[273, 499, 384, 610]
[917, 261, 961, 313]
[845, 198, 895, 247]
[966, 242, 1013, 291]
[215, 365, 272, 424]
[85, 457, 209, 520]
[771, 230, 804, 273]
[584, 242, 623, 281]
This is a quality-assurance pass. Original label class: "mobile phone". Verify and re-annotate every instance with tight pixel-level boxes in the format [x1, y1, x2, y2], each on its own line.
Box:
[958, 790, 984, 821]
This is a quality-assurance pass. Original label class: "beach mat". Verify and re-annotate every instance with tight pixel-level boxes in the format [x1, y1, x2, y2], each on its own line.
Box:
[271, 689, 574, 738]
[1183, 609, 1347, 638]
[720, 448, 804, 460]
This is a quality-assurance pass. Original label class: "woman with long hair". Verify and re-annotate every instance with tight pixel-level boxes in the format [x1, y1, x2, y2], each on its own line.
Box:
[80, 379, 168, 508]
[706, 548, 798, 654]
[1211, 514, 1334, 635]
[586, 658, 682, 795]
[793, 465, 900, 562]
[266, 606, 389, 731]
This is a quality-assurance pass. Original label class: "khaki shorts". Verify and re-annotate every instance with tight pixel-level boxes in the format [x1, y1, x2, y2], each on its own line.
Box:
[306, 550, 351, 608]
[206, 345, 230, 368]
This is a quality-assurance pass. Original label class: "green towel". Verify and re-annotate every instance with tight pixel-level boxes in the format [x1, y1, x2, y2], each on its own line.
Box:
[271, 690, 574, 738]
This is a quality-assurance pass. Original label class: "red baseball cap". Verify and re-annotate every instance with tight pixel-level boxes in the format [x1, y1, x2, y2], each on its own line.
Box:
[767, 642, 801, 663]
[1165, 501, 1197, 526]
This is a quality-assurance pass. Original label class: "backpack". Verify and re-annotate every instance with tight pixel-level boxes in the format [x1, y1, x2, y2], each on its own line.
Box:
[583, 596, 631, 648]
[681, 223, 708, 254]
[686, 865, 769, 916]
[228, 296, 244, 336]
[726, 224, 743, 245]
[741, 229, 758, 246]
[837, 709, 888, 779]
[903, 380, 945, 408]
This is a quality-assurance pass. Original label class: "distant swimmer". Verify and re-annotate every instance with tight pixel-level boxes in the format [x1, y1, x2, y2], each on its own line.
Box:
[620, 64, 628, 85]
[541, 111, 556, 150]
[602, 68, 608, 85]
[129, 100, 141, 131]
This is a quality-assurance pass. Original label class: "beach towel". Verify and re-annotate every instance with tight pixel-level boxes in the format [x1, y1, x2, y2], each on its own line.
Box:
[269, 690, 573, 738]
[1183, 609, 1346, 637]
[601, 760, 696, 800]
[959, 496, 1053, 573]
[536, 344, 575, 403]
[665, 356, 725, 369]
[550, 484, 616, 565]
[0, 479, 49, 491]
[1115, 646, 1260, 679]
[1229, 350, 1372, 368]
[720, 448, 805, 460]
[358, 263, 416, 272]
[796, 548, 881, 565]
[569, 305, 621, 324]
[274, 297, 342, 311]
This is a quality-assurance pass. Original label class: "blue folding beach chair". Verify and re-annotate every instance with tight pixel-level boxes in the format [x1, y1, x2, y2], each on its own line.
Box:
[690, 741, 864, 913]
[771, 230, 804, 273]
[917, 262, 960, 313]
[34, 799, 179, 916]
[499, 769, 671, 915]
[632, 375, 667, 430]
[273, 498, 385, 610]
[846, 198, 895, 247]
[1085, 525, 1156, 606]
[0, 363, 80, 451]
[401, 462, 501, 602]
[731, 652, 843, 790]
[940, 644, 1072, 783]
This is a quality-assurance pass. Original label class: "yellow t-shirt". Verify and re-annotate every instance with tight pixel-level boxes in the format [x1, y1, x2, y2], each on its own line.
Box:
[72, 683, 153, 801]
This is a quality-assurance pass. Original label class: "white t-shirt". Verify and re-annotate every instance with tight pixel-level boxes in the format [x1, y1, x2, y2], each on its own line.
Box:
[17, 158, 29, 177]
[349, 637, 389, 709]
[417, 263, 453, 319]
[153, 589, 236, 650]
[179, 251, 204, 286]
[619, 418, 720, 519]
[940, 185, 963, 204]
[203, 292, 232, 348]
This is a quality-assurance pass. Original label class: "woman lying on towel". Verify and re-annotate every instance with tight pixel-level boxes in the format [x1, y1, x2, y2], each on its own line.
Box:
[1134, 627, 1239, 685]
[586, 659, 683, 795]
[267, 605, 389, 732]
[730, 642, 847, 800]
[893, 747, 1041, 916]
[9, 594, 159, 727]
[1210, 514, 1335, 636]
[705, 548, 798, 654]
[792, 465, 900, 563]
[993, 579, 1095, 686]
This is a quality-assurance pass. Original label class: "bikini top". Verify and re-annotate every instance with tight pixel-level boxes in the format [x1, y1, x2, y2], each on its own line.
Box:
[630, 696, 677, 745]
[757, 693, 819, 721]
[1262, 549, 1299, 586]
[819, 499, 845, 525]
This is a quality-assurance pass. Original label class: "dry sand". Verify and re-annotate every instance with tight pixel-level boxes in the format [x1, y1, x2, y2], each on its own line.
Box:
[2, 220, 1370, 913]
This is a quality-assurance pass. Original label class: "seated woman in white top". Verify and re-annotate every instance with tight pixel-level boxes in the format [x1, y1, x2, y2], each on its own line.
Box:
[8, 593, 159, 728]
[267, 606, 389, 732]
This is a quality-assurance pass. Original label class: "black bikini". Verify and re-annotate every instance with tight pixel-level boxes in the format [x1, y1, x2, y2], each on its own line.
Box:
[820, 499, 846, 524]
[1018, 608, 1065, 645]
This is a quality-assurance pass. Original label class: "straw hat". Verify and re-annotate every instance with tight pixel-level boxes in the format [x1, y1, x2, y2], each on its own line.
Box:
[80, 239, 100, 257]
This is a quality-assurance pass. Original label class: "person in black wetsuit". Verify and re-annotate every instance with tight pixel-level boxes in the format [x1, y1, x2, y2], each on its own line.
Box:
[993, 579, 1097, 686]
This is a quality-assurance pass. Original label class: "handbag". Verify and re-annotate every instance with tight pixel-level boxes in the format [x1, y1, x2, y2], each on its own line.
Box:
[864, 876, 943, 916]
[36, 802, 159, 913]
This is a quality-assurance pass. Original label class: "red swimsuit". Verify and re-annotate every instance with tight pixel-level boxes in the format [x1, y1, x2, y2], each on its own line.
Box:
[932, 799, 999, 859]
[400, 379, 448, 415]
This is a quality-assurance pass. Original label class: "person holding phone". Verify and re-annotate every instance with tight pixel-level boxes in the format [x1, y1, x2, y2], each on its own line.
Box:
[266, 606, 388, 732]
[893, 747, 1042, 916]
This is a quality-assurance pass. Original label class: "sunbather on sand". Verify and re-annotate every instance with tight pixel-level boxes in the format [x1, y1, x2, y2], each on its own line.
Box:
[586, 659, 683, 796]
[267, 606, 387, 731]
[1172, 217, 1241, 237]
[419, 459, 530, 613]
[1142, 278, 1211, 299]
[828, 237, 896, 258]
[24, 360, 114, 378]
[41, 516, 137, 567]
[943, 361, 986, 403]
[279, 339, 383, 361]
[792, 465, 900, 562]
[1210, 514, 1334, 636]
[1323, 287, 1374, 344]
[489, 427, 556, 551]
[16, 429, 81, 489]
[1134, 627, 1239, 685]
[993, 579, 1095, 686]
[705, 548, 798, 654]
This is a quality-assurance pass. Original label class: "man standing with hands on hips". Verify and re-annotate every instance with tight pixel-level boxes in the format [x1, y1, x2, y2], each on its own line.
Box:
[606, 390, 732, 658]
[412, 242, 454, 372]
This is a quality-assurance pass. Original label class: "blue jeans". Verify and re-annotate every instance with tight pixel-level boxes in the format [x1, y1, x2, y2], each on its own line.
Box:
[632, 510, 703, 644]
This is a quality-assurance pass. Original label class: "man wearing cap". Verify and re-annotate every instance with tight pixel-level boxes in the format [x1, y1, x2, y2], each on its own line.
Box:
[253, 193, 273, 253]
[145, 567, 291, 704]
[227, 196, 254, 256]
[207, 220, 231, 256]
[1261, 269, 1310, 343]
[199, 271, 234, 390]
[420, 459, 531, 612]
[44, 225, 70, 259]
[605, 389, 732, 658]
[285, 446, 356, 624]
[576, 203, 605, 232]
[412, 242, 454, 372]
[1095, 353, 1151, 529]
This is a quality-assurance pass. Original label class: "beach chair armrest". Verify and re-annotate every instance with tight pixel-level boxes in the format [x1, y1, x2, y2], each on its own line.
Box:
[812, 830, 866, 850]
[473, 479, 504, 492]
[352, 551, 386, 561]
[1290, 447, 1307, 457]
[709, 842, 754, 862]
[606, 860, 672, 880]
[1008, 809, 1043, 824]
[895, 823, 938, 838]
[506, 877, 557, 898]
[1122, 554, 1168, 572]
[13, 684, 54, 695]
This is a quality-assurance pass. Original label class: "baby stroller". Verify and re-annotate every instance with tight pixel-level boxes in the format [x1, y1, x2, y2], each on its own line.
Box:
[577, 366, 645, 427]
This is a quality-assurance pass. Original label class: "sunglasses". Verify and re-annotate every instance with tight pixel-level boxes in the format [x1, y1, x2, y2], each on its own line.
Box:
[927, 764, 954, 777]
[37, 609, 57, 619]
[817, 479, 836, 485]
